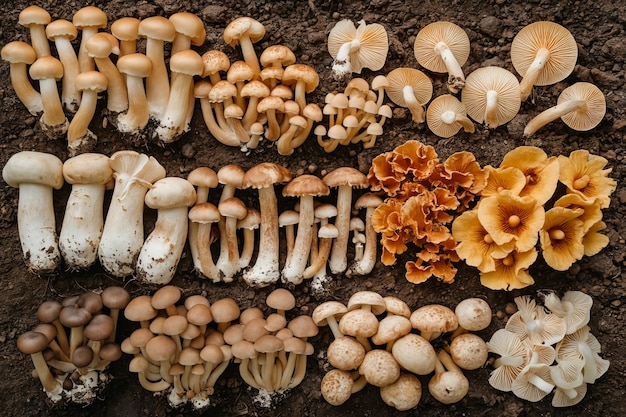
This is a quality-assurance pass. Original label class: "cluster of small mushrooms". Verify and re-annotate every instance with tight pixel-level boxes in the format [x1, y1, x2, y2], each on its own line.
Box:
[17, 286, 130, 404]
[487, 291, 609, 407]
[122, 286, 317, 409]
[314, 291, 492, 410]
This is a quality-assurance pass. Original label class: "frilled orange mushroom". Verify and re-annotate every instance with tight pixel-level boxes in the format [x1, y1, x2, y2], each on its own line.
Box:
[540, 207, 585, 271]
[400, 193, 456, 243]
[557, 149, 616, 209]
[477, 190, 545, 252]
[372, 199, 408, 265]
[554, 193, 603, 234]
[452, 209, 516, 272]
[500, 146, 560, 205]
[434, 151, 488, 194]
[479, 249, 538, 291]
[481, 165, 526, 198]
[406, 240, 458, 284]
[582, 220, 609, 257]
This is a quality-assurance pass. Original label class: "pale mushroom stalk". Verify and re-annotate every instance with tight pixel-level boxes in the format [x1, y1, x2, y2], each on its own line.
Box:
[49, 33, 81, 112]
[145, 38, 170, 121]
[443, 109, 475, 132]
[4, 49, 43, 114]
[402, 85, 426, 123]
[484, 90, 500, 128]
[196, 221, 220, 280]
[67, 72, 106, 155]
[92, 55, 128, 114]
[435, 41, 466, 92]
[332, 39, 360, 77]
[347, 206, 379, 277]
[282, 195, 315, 283]
[303, 232, 334, 279]
[524, 98, 588, 136]
[116, 54, 152, 134]
[519, 48, 551, 102]
[197, 96, 241, 146]
[328, 188, 353, 274]
[32, 61, 67, 131]
[156, 73, 195, 143]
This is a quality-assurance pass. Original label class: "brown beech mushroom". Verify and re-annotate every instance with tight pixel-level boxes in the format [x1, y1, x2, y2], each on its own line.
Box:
[385, 67, 433, 123]
[223, 17, 265, 77]
[111, 17, 140, 57]
[1, 41, 43, 115]
[72, 6, 107, 72]
[67, 71, 108, 155]
[327, 19, 389, 79]
[17, 331, 62, 396]
[511, 21, 578, 102]
[414, 21, 470, 93]
[524, 82, 605, 136]
[188, 203, 221, 281]
[426, 94, 475, 138]
[18, 5, 51, 58]
[45, 20, 81, 112]
[29, 55, 68, 138]
[462, 66, 521, 128]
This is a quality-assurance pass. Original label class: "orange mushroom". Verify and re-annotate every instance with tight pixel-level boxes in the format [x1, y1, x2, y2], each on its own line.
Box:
[500, 146, 560, 205]
[557, 149, 616, 209]
[540, 207, 585, 271]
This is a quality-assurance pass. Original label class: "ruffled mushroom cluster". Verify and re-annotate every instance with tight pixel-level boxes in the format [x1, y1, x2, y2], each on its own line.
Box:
[315, 291, 493, 410]
[367, 140, 487, 284]
[487, 291, 609, 407]
[16, 287, 130, 404]
[122, 286, 317, 409]
[452, 147, 616, 290]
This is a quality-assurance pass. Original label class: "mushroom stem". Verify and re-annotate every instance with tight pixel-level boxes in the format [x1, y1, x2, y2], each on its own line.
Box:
[524, 99, 587, 136]
[156, 72, 195, 143]
[282, 195, 315, 283]
[332, 40, 357, 78]
[197, 97, 241, 147]
[303, 236, 333, 279]
[117, 73, 150, 133]
[238, 36, 261, 77]
[435, 41, 465, 93]
[53, 37, 81, 112]
[519, 47, 550, 102]
[528, 373, 555, 394]
[8, 61, 43, 115]
[328, 185, 353, 274]
[39, 76, 67, 128]
[145, 38, 170, 121]
[402, 85, 425, 123]
[29, 25, 51, 58]
[67, 86, 99, 154]
[484, 90, 500, 128]
[94, 57, 128, 113]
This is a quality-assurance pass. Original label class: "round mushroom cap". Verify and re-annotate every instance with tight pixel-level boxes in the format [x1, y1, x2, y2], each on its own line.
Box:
[223, 16, 266, 47]
[219, 197, 248, 220]
[558, 82, 606, 131]
[385, 67, 433, 108]
[321, 369, 353, 406]
[117, 53, 153, 78]
[327, 336, 366, 370]
[63, 153, 113, 185]
[410, 304, 458, 335]
[380, 373, 423, 411]
[45, 19, 78, 41]
[163, 315, 188, 336]
[101, 286, 131, 310]
[144, 177, 197, 210]
[282, 64, 320, 93]
[243, 317, 270, 342]
[72, 345, 94, 368]
[187, 166, 218, 189]
[169, 12, 206, 46]
[178, 347, 201, 366]
[85, 32, 118, 58]
[254, 334, 283, 354]
[2, 151, 64, 189]
[138, 16, 176, 42]
[227, 60, 256, 84]
[449, 333, 488, 370]
[288, 315, 319, 339]
[359, 349, 400, 387]
[99, 342, 123, 362]
[189, 202, 221, 224]
[145, 334, 177, 362]
[151, 285, 182, 311]
[75, 70, 108, 92]
[266, 288, 296, 312]
[77, 291, 104, 314]
[428, 366, 469, 404]
[124, 295, 158, 323]
[243, 162, 292, 189]
[59, 306, 92, 328]
[238, 207, 262, 230]
[186, 303, 213, 326]
[17, 331, 49, 354]
[72, 6, 107, 30]
[241, 80, 271, 99]
[371, 315, 412, 346]
[210, 297, 240, 324]
[383, 296, 411, 318]
[19, 5, 51, 27]
[391, 333, 437, 375]
[426, 94, 471, 138]
[462, 66, 521, 127]
[1, 41, 37, 64]
[322, 167, 368, 189]
[37, 300, 63, 323]
[170, 49, 204, 76]
[111, 17, 140, 42]
[455, 298, 492, 331]
[260, 45, 296, 68]
[312, 301, 348, 326]
[84, 314, 115, 342]
[29, 55, 64, 80]
[283, 174, 330, 198]
[201, 50, 231, 77]
[347, 291, 386, 315]
[414, 21, 470, 73]
[338, 309, 379, 338]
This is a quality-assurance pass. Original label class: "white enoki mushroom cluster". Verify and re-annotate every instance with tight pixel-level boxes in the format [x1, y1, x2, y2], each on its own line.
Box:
[121, 287, 317, 410]
[487, 291, 609, 407]
[316, 76, 392, 152]
[315, 291, 491, 410]
[17, 287, 130, 404]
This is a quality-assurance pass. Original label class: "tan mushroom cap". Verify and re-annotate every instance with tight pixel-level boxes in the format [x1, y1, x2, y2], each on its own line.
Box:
[312, 301, 348, 326]
[138, 16, 176, 42]
[385, 67, 433, 122]
[283, 174, 330, 198]
[383, 296, 411, 318]
[414, 21, 470, 71]
[322, 167, 368, 189]
[339, 309, 379, 338]
[144, 177, 197, 210]
[151, 285, 182, 311]
[327, 336, 366, 370]
[243, 162, 292, 189]
[201, 50, 231, 78]
[282, 63, 320, 93]
[380, 373, 423, 411]
[29, 55, 64, 80]
[19, 5, 51, 27]
[75, 70, 108, 92]
[1, 41, 37, 64]
[116, 53, 152, 78]
[410, 304, 458, 338]
[124, 295, 158, 323]
[210, 297, 240, 324]
[449, 333, 488, 370]
[169, 49, 204, 76]
[327, 19, 389, 74]
[72, 6, 107, 30]
[266, 288, 296, 312]
[462, 66, 520, 128]
[111, 17, 140, 42]
[45, 19, 78, 41]
[347, 291, 386, 315]
[392, 333, 437, 375]
[169, 12, 206, 46]
[455, 298, 492, 331]
[359, 349, 400, 387]
[427, 94, 475, 138]
[260, 45, 296, 68]
[321, 369, 354, 406]
[223, 16, 266, 46]
[371, 315, 412, 346]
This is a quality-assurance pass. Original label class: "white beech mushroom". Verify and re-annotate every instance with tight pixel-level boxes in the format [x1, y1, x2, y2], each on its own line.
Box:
[18, 5, 51, 58]
[59, 153, 113, 269]
[29, 55, 68, 138]
[1, 41, 43, 115]
[385, 67, 433, 123]
[524, 82, 605, 136]
[67, 71, 108, 155]
[45, 20, 81, 112]
[72, 6, 107, 73]
[347, 192, 383, 277]
[116, 53, 153, 134]
[327, 19, 389, 79]
[98, 150, 166, 277]
[2, 151, 63, 272]
[136, 177, 196, 285]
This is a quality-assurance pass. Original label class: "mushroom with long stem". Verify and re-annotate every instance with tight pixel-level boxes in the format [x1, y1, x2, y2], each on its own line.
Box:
[45, 20, 81, 112]
[29, 55, 68, 138]
[67, 71, 108, 155]
[18, 5, 51, 58]
[85, 32, 128, 115]
[0, 41, 43, 115]
[72, 6, 107, 73]
[116, 53, 153, 135]
[223, 17, 266, 77]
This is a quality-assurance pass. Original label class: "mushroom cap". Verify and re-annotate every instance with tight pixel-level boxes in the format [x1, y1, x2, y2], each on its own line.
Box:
[227, 60, 256, 84]
[210, 297, 240, 324]
[455, 298, 492, 331]
[75, 70, 108, 93]
[339, 309, 379, 338]
[327, 336, 366, 370]
[1, 41, 37, 64]
[110, 17, 140, 42]
[219, 197, 248, 220]
[410, 304, 458, 335]
[72, 6, 107, 30]
[383, 296, 411, 318]
[19, 5, 51, 27]
[169, 12, 206, 46]
[243, 317, 269, 342]
[116, 53, 152, 78]
[385, 67, 433, 108]
[100, 342, 123, 362]
[282, 63, 320, 93]
[29, 55, 64, 80]
[558, 82, 606, 131]
[169, 49, 204, 76]
[72, 345, 94, 368]
[347, 291, 386, 315]
[223, 16, 265, 47]
[3, 151, 64, 189]
[260, 45, 296, 68]
[144, 177, 197, 210]
[380, 373, 423, 411]
[327, 19, 389, 73]
[462, 66, 521, 126]
[253, 334, 284, 354]
[217, 164, 245, 188]
[151, 285, 182, 311]
[283, 174, 330, 198]
[187, 166, 218, 189]
[17, 330, 49, 354]
[84, 314, 115, 342]
[37, 300, 63, 323]
[201, 50, 231, 77]
[45, 19, 78, 41]
[426, 94, 471, 138]
[371, 315, 412, 346]
[188, 202, 221, 224]
[288, 315, 319, 339]
[178, 347, 201, 366]
[77, 291, 104, 314]
[542, 290, 592, 334]
[312, 301, 348, 326]
[321, 369, 354, 406]
[428, 365, 470, 404]
[322, 167, 368, 189]
[391, 333, 437, 375]
[266, 288, 296, 312]
[63, 153, 113, 185]
[186, 303, 213, 326]
[265, 313, 287, 333]
[162, 315, 188, 336]
[450, 333, 488, 370]
[124, 295, 158, 323]
[242, 162, 292, 189]
[101, 286, 131, 310]
[59, 306, 92, 328]
[354, 192, 383, 210]
[238, 207, 262, 230]
[414, 21, 470, 73]
[85, 32, 118, 58]
[511, 21, 578, 86]
[137, 16, 176, 42]
[241, 80, 270, 99]
[201, 343, 225, 363]
[359, 349, 401, 387]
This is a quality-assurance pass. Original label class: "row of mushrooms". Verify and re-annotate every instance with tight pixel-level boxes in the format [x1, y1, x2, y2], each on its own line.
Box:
[1, 149, 379, 287]
[17, 286, 130, 404]
[487, 291, 609, 407]
[313, 291, 493, 410]
[122, 286, 317, 409]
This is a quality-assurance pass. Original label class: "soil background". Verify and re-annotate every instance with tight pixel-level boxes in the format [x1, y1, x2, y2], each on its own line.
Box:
[1, 0, 625, 416]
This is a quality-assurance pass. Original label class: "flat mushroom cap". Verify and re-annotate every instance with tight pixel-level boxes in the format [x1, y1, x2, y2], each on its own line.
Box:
[347, 291, 386, 315]
[410, 304, 458, 335]
[223, 16, 266, 46]
[385, 67, 433, 108]
[322, 167, 368, 189]
[558, 82, 606, 131]
[414, 21, 470, 73]
[327, 19, 389, 73]
[511, 21, 578, 86]
[138, 16, 176, 42]
[462, 66, 521, 126]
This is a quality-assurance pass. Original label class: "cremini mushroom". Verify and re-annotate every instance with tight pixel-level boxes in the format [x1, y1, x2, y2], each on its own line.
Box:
[327, 19, 389, 79]
[426, 94, 475, 138]
[414, 21, 470, 93]
[511, 21, 578, 102]
[29, 55, 68, 138]
[312, 301, 348, 339]
[1, 41, 43, 115]
[524, 82, 605, 136]
[2, 151, 64, 272]
[462, 66, 520, 128]
[18, 5, 51, 58]
[72, 6, 107, 72]
[45, 19, 81, 112]
[385, 67, 433, 123]
[67, 71, 108, 155]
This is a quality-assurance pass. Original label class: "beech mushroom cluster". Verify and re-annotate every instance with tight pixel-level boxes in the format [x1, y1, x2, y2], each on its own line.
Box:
[452, 147, 616, 290]
[487, 291, 609, 407]
[316, 77, 392, 152]
[315, 291, 492, 410]
[367, 140, 487, 284]
[122, 286, 317, 409]
[17, 287, 130, 404]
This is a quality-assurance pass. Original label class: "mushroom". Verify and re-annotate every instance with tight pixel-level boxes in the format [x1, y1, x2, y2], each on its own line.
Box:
[414, 21, 470, 93]
[542, 290, 592, 335]
[138, 16, 176, 121]
[312, 301, 348, 340]
[505, 295, 566, 346]
[524, 82, 606, 136]
[347, 192, 383, 277]
[129, 355, 170, 392]
[555, 326, 610, 384]
[486, 329, 529, 391]
[29, 55, 68, 138]
[370, 314, 412, 351]
[83, 314, 115, 367]
[188, 203, 220, 282]
[511, 21, 578, 102]
[136, 177, 197, 285]
[223, 17, 266, 77]
[511, 350, 556, 402]
[428, 350, 469, 404]
[116, 53, 153, 134]
[210, 297, 241, 333]
[358, 349, 400, 387]
[45, 19, 81, 112]
[67, 71, 108, 155]
[282, 63, 320, 111]
[452, 297, 492, 339]
[17, 331, 62, 396]
[72, 6, 107, 72]
[303, 223, 338, 279]
[124, 296, 158, 329]
[59, 153, 113, 269]
[385, 67, 433, 123]
[98, 151, 166, 277]
[500, 145, 560, 205]
[85, 32, 128, 115]
[242, 163, 292, 287]
[391, 333, 437, 375]
[327, 19, 389, 79]
[101, 286, 131, 344]
[410, 304, 458, 341]
[215, 197, 248, 281]
[380, 373, 422, 411]
[539, 206, 585, 271]
[2, 151, 64, 272]
[557, 149, 616, 209]
[338, 308, 379, 351]
[321, 368, 366, 406]
[111, 17, 140, 57]
[36, 300, 70, 356]
[266, 288, 296, 318]
[462, 66, 521, 128]
[322, 167, 369, 274]
[169, 12, 206, 55]
[426, 94, 475, 138]
[237, 207, 262, 270]
[18, 5, 51, 58]
[449, 333, 488, 370]
[1, 41, 43, 115]
[327, 336, 366, 371]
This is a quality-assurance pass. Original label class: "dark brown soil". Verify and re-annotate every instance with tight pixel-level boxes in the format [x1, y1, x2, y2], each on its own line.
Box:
[1, 0, 625, 416]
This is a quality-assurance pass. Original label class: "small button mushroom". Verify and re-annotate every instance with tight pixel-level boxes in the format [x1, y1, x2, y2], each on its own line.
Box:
[101, 286, 131, 343]
[358, 349, 400, 387]
[339, 308, 379, 351]
[327, 336, 366, 370]
[237, 207, 261, 270]
[410, 304, 458, 341]
[215, 197, 248, 281]
[253, 334, 283, 392]
[210, 298, 240, 333]
[346, 193, 384, 277]
[347, 290, 386, 315]
[312, 301, 348, 339]
[449, 333, 488, 370]
[187, 202, 221, 281]
[151, 286, 182, 317]
[85, 32, 128, 114]
[18, 5, 51, 58]
[391, 333, 437, 375]
[371, 314, 412, 350]
[110, 17, 140, 57]
[83, 314, 115, 367]
[1, 41, 43, 115]
[169, 12, 206, 55]
[321, 369, 355, 406]
[385, 67, 433, 123]
[2, 151, 64, 272]
[428, 350, 469, 404]
[124, 296, 158, 329]
[266, 288, 296, 317]
[453, 297, 492, 336]
[379, 372, 422, 411]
